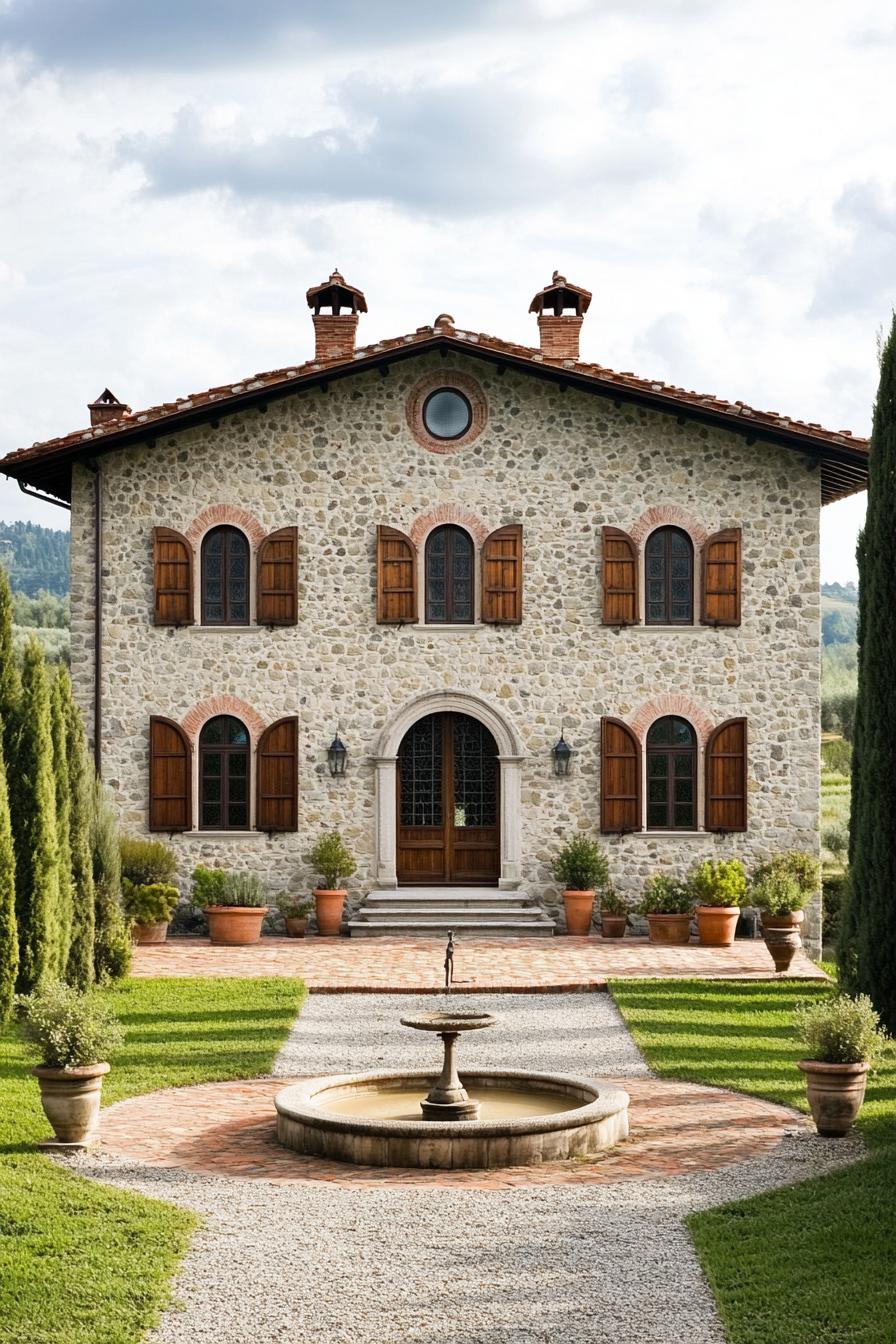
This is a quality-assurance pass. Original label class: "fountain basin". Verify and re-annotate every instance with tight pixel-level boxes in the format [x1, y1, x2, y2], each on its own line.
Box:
[275, 1069, 629, 1169]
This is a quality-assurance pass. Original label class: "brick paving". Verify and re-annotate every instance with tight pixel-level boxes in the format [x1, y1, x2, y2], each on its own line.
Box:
[97, 1075, 805, 1190]
[131, 934, 826, 990]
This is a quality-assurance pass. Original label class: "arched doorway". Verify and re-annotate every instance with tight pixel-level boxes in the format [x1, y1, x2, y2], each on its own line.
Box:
[396, 712, 500, 884]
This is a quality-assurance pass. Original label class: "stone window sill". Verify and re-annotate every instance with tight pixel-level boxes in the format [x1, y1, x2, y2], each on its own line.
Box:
[628, 830, 717, 839]
[183, 830, 270, 839]
[188, 626, 259, 635]
[414, 624, 484, 634]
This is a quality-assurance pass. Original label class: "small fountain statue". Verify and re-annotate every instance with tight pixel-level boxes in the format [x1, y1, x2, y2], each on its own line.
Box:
[400, 930, 495, 1121]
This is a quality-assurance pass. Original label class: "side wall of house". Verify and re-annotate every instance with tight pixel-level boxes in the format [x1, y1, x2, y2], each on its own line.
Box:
[69, 352, 823, 949]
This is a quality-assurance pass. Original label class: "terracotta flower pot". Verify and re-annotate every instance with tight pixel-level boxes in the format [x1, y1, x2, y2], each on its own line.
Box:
[205, 905, 268, 946]
[284, 916, 308, 939]
[33, 1062, 110, 1146]
[131, 921, 169, 945]
[646, 913, 692, 945]
[696, 906, 740, 947]
[761, 909, 804, 973]
[600, 913, 627, 939]
[314, 889, 346, 937]
[563, 889, 595, 936]
[798, 1059, 869, 1137]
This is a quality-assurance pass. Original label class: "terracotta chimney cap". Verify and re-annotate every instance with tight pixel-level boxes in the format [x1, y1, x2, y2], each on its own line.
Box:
[305, 269, 368, 315]
[87, 388, 131, 426]
[529, 272, 592, 317]
[433, 313, 455, 328]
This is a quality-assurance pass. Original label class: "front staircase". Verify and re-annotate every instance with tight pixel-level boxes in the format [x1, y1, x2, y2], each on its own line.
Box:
[347, 887, 556, 937]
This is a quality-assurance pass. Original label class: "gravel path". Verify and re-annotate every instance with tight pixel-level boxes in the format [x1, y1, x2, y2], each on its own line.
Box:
[72, 993, 864, 1344]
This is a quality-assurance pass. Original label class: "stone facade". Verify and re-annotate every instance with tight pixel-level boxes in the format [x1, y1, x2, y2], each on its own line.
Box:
[69, 349, 823, 951]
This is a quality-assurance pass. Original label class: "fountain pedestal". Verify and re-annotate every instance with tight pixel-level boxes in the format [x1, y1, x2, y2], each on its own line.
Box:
[400, 1011, 496, 1122]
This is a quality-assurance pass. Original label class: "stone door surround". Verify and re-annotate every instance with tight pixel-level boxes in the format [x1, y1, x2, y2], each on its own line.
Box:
[371, 690, 526, 889]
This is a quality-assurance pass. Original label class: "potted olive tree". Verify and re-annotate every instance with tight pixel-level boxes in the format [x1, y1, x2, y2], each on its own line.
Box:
[639, 875, 694, 944]
[120, 836, 179, 942]
[277, 892, 314, 938]
[16, 981, 124, 1148]
[795, 993, 888, 1136]
[307, 832, 357, 936]
[122, 880, 180, 944]
[552, 836, 610, 936]
[751, 852, 820, 973]
[690, 858, 747, 947]
[599, 886, 629, 939]
[192, 867, 269, 945]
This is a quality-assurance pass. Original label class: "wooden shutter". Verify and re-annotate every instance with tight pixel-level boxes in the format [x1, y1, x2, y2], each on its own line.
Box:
[481, 524, 523, 625]
[602, 527, 638, 625]
[257, 527, 298, 625]
[153, 527, 193, 626]
[376, 526, 418, 623]
[600, 717, 642, 833]
[256, 716, 299, 832]
[705, 717, 747, 832]
[149, 717, 191, 832]
[701, 528, 742, 626]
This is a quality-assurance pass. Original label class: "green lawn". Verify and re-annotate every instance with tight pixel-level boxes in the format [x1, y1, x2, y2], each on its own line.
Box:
[611, 978, 896, 1344]
[0, 976, 306, 1344]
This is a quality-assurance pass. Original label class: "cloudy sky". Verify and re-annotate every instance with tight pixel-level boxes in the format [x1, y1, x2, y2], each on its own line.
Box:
[1, 0, 891, 582]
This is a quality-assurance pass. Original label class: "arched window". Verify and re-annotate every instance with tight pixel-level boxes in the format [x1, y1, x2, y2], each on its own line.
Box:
[425, 525, 474, 624]
[645, 527, 693, 625]
[199, 716, 250, 830]
[201, 526, 249, 625]
[646, 716, 697, 830]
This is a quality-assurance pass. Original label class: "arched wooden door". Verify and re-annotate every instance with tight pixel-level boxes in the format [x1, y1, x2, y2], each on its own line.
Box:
[396, 712, 500, 885]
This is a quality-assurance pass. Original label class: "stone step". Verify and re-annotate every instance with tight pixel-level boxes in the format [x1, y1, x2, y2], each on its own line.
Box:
[346, 918, 556, 938]
[354, 905, 548, 921]
[363, 895, 537, 911]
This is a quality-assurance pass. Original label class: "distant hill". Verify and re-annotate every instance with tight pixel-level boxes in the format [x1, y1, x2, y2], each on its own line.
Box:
[0, 521, 69, 597]
[821, 582, 857, 647]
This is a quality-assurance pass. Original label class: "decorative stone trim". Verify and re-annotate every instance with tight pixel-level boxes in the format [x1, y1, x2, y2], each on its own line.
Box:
[409, 505, 489, 550]
[185, 505, 266, 549]
[405, 371, 488, 454]
[628, 694, 715, 746]
[629, 505, 709, 548]
[182, 695, 268, 745]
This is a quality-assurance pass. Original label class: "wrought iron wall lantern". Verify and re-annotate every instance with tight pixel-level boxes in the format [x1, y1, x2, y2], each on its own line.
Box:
[327, 731, 347, 777]
[551, 728, 573, 777]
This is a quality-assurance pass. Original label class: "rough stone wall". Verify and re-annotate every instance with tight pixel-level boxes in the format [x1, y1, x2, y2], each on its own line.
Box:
[69, 351, 823, 952]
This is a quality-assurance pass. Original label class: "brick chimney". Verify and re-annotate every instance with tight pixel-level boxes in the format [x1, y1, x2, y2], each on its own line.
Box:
[305, 269, 367, 362]
[528, 271, 592, 361]
[88, 388, 130, 426]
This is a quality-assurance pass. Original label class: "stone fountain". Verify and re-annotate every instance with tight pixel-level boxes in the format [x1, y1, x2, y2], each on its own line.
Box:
[275, 931, 629, 1169]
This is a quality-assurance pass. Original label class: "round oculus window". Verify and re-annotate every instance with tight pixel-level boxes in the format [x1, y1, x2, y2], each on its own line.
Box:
[421, 388, 473, 441]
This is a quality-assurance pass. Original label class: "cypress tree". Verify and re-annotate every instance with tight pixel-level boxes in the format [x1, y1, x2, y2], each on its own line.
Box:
[0, 566, 19, 759]
[91, 776, 131, 983]
[50, 671, 73, 976]
[58, 673, 95, 989]
[0, 719, 17, 1019]
[12, 639, 60, 990]
[840, 314, 896, 1029]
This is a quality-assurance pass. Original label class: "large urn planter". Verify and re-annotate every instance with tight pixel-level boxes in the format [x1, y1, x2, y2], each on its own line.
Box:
[314, 889, 346, 937]
[600, 914, 627, 939]
[798, 1060, 869, 1137]
[131, 921, 169, 945]
[761, 910, 804, 973]
[646, 913, 691, 945]
[33, 1062, 110, 1147]
[696, 906, 739, 947]
[563, 889, 595, 936]
[205, 905, 268, 946]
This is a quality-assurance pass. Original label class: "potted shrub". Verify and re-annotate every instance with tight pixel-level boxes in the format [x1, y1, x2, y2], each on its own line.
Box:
[690, 858, 747, 947]
[639, 876, 694, 945]
[751, 852, 820, 973]
[599, 886, 628, 939]
[795, 993, 888, 1136]
[552, 836, 610, 936]
[307, 832, 357, 936]
[192, 867, 269, 945]
[277, 892, 314, 938]
[16, 980, 124, 1147]
[122, 880, 180, 944]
